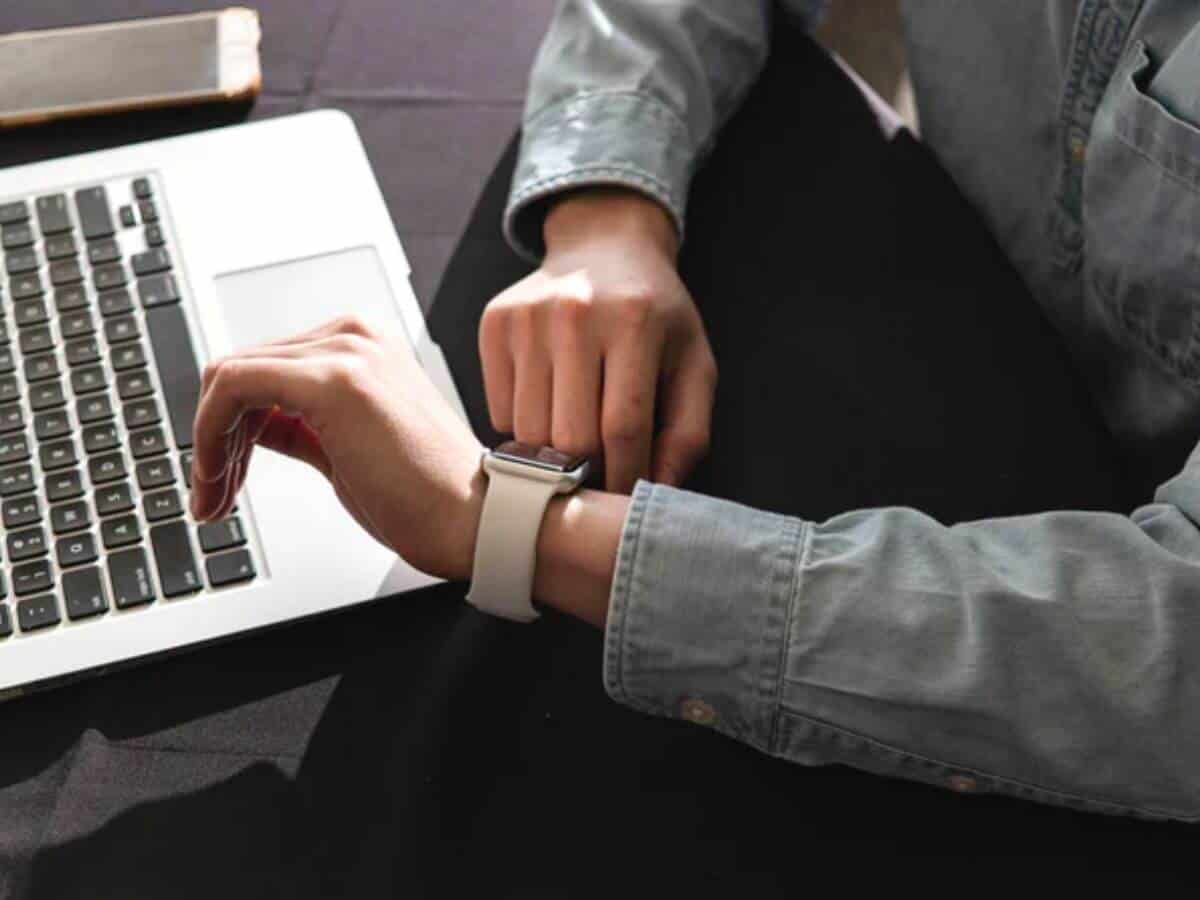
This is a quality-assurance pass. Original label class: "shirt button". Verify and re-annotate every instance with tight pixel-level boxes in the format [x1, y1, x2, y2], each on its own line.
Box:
[681, 698, 717, 726]
[947, 774, 977, 793]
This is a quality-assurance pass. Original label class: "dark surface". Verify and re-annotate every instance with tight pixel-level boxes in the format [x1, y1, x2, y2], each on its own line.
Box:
[0, 4, 1191, 899]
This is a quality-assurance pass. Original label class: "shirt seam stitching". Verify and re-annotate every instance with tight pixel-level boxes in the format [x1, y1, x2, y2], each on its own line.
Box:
[523, 88, 692, 144]
[766, 518, 808, 755]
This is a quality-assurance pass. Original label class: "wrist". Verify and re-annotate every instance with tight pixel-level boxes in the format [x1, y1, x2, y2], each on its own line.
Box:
[543, 187, 679, 262]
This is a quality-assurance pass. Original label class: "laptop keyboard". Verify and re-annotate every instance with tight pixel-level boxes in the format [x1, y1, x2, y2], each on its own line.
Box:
[0, 175, 257, 640]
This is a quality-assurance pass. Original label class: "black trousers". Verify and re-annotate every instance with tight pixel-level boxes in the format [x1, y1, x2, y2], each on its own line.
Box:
[3, 27, 1190, 900]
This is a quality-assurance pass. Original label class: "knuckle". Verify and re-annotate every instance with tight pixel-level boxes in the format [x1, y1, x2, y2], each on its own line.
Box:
[551, 428, 598, 458]
[551, 292, 592, 328]
[325, 356, 370, 394]
[614, 289, 655, 330]
[334, 314, 373, 338]
[602, 416, 643, 446]
[674, 426, 711, 456]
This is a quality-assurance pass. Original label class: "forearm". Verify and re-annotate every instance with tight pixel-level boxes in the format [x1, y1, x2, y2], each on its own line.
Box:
[533, 489, 628, 630]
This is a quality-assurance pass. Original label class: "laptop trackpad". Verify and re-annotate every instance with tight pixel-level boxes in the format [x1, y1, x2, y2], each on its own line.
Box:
[214, 246, 399, 351]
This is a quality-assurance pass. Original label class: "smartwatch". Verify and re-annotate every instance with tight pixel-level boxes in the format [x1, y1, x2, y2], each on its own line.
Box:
[466, 441, 590, 622]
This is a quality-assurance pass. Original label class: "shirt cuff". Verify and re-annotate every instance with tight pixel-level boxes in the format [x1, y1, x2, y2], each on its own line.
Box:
[604, 481, 808, 752]
[503, 91, 694, 262]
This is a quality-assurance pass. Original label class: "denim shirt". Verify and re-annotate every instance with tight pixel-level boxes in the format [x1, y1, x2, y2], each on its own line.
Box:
[505, 1, 1200, 820]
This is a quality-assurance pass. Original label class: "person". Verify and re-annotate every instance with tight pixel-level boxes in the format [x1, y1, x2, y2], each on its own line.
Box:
[188, 2, 1200, 821]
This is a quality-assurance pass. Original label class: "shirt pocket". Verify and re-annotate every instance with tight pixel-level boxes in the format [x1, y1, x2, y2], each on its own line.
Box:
[1083, 39, 1200, 384]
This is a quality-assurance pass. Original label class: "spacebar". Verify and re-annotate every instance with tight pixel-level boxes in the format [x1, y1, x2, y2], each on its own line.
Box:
[146, 305, 201, 449]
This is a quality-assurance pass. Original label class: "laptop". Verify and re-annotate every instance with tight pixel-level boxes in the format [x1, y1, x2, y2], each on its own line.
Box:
[0, 110, 467, 699]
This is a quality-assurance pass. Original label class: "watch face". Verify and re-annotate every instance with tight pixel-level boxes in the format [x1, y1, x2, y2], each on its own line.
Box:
[492, 441, 587, 473]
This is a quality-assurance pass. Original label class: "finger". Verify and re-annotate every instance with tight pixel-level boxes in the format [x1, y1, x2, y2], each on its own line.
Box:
[479, 307, 515, 433]
[652, 346, 716, 486]
[511, 312, 552, 446]
[192, 357, 324, 519]
[252, 414, 332, 476]
[602, 335, 660, 493]
[550, 321, 602, 458]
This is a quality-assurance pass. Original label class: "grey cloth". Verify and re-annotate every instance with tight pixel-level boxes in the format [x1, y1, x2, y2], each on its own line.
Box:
[513, 0, 1200, 818]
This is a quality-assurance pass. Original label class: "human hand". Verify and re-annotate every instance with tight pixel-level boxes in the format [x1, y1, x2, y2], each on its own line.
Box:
[189, 316, 486, 581]
[480, 188, 717, 493]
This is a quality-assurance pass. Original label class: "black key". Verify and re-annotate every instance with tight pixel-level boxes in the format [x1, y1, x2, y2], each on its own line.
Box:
[0, 433, 29, 463]
[0, 603, 9, 637]
[88, 452, 125, 485]
[102, 514, 140, 549]
[71, 365, 106, 395]
[109, 547, 154, 608]
[0, 404, 21, 434]
[76, 394, 113, 423]
[137, 199, 158, 223]
[198, 518, 247, 553]
[60, 310, 94, 339]
[146, 306, 200, 448]
[63, 566, 107, 620]
[0, 464, 32, 497]
[136, 457, 173, 489]
[56, 532, 96, 567]
[138, 272, 181, 309]
[49, 258, 83, 286]
[53, 284, 88, 313]
[0, 347, 13, 374]
[207, 549, 256, 588]
[144, 488, 183, 521]
[132, 248, 170, 276]
[40, 439, 76, 470]
[10, 273, 42, 301]
[0, 321, 11, 346]
[50, 500, 89, 535]
[45, 234, 77, 260]
[45, 468, 83, 501]
[2, 495, 38, 528]
[30, 381, 66, 411]
[150, 520, 200, 596]
[5, 249, 38, 275]
[119, 204, 136, 228]
[7, 527, 46, 561]
[14, 298, 48, 328]
[93, 264, 127, 292]
[116, 369, 153, 400]
[144, 223, 164, 247]
[0, 200, 28, 225]
[131, 427, 166, 458]
[33, 411, 69, 441]
[98, 288, 133, 317]
[95, 482, 133, 516]
[123, 398, 160, 430]
[180, 451, 193, 487]
[23, 353, 58, 382]
[12, 560, 52, 597]
[16, 594, 58, 630]
[19, 327, 53, 355]
[2, 223, 33, 249]
[111, 342, 146, 371]
[105, 316, 139, 343]
[82, 423, 119, 454]
[65, 338, 100, 367]
[0, 375, 17, 404]
[35, 194, 71, 235]
[87, 239, 120, 266]
[75, 186, 114, 240]
[132, 177, 152, 199]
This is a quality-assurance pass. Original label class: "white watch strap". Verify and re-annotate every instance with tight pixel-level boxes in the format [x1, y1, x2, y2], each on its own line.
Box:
[466, 468, 559, 622]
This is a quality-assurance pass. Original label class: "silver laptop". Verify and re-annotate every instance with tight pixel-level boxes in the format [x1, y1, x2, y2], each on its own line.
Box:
[0, 110, 467, 699]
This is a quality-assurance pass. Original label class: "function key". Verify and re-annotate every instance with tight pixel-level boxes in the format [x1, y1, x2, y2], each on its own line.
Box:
[60, 310, 95, 340]
[131, 427, 166, 458]
[56, 532, 97, 567]
[16, 594, 59, 630]
[10, 273, 42, 301]
[71, 365, 106, 395]
[44, 233, 77, 260]
[65, 338, 100, 367]
[63, 566, 107, 620]
[14, 298, 49, 328]
[0, 348, 13, 374]
[102, 514, 140, 550]
[74, 186, 114, 240]
[7, 526, 47, 561]
[0, 603, 9, 637]
[0, 200, 29, 225]
[86, 239, 121, 266]
[95, 482, 133, 516]
[132, 248, 171, 277]
[77, 394, 113, 424]
[54, 285, 88, 313]
[132, 177, 153, 199]
[0, 404, 22, 434]
[109, 546, 155, 608]
[0, 321, 11, 346]
[19, 326, 54, 356]
[2, 495, 39, 529]
[136, 457, 173, 489]
[51, 500, 90, 535]
[99, 288, 133, 318]
[198, 518, 247, 553]
[88, 452, 126, 484]
[144, 488, 183, 521]
[24, 353, 59, 383]
[180, 451, 193, 487]
[144, 223, 164, 247]
[35, 194, 72, 236]
[105, 316, 139, 343]
[29, 381, 66, 412]
[0, 376, 16, 404]
[119, 205, 137, 228]
[207, 549, 255, 588]
[82, 423, 119, 455]
[117, 370, 153, 400]
[2, 223, 34, 250]
[123, 398, 160, 429]
[12, 560, 52, 597]
[33, 411, 70, 442]
[0, 432, 29, 463]
[138, 272, 180, 308]
[111, 342, 147, 371]
[45, 468, 83, 502]
[93, 264, 127, 292]
[137, 199, 158, 223]
[49, 259, 83, 286]
[150, 520, 200, 596]
[40, 439, 76, 471]
[6, 248, 39, 275]
[0, 464, 33, 496]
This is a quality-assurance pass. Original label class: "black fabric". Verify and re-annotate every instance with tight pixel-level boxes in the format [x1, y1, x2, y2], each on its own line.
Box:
[0, 7, 1192, 899]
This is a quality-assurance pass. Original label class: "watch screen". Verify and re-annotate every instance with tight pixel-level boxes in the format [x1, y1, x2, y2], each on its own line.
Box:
[492, 441, 587, 473]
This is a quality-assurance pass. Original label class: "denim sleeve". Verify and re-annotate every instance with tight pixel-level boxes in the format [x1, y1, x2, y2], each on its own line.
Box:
[606, 447, 1200, 821]
[504, 1, 827, 261]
